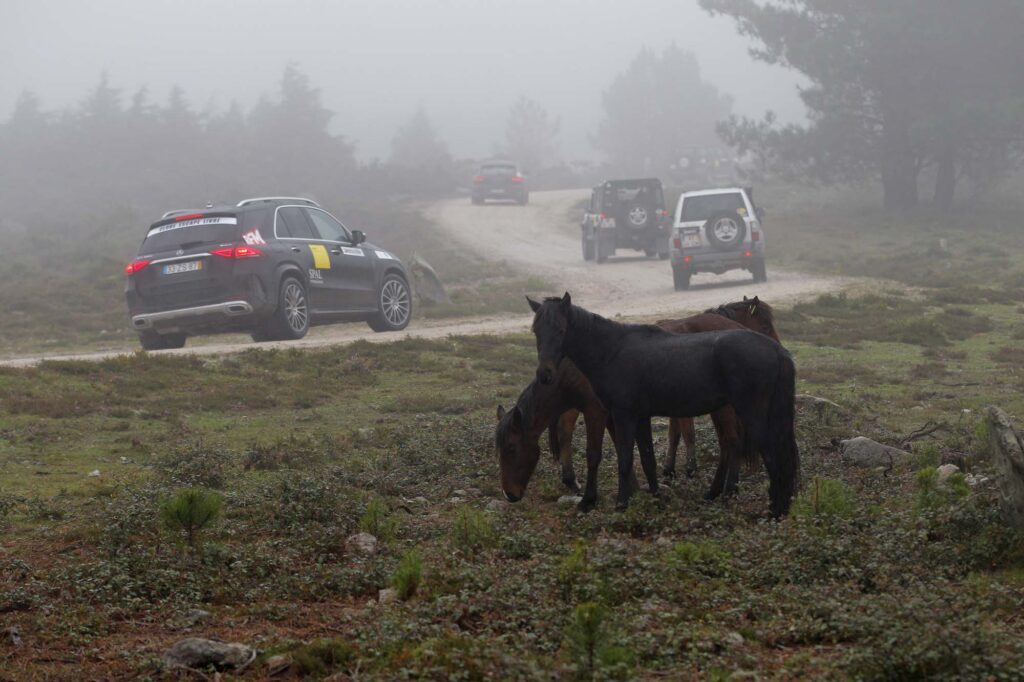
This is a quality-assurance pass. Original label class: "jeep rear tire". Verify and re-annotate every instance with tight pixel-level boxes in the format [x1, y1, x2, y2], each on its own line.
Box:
[626, 203, 651, 230]
[672, 263, 691, 291]
[582, 234, 596, 261]
[705, 211, 747, 251]
[596, 235, 613, 264]
[752, 258, 767, 283]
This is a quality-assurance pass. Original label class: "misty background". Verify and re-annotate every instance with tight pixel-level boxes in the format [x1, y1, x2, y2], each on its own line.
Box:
[0, 0, 803, 162]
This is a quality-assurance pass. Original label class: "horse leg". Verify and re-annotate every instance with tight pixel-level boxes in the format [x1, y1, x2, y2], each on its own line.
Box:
[556, 410, 581, 493]
[705, 408, 742, 501]
[610, 409, 638, 510]
[636, 416, 659, 495]
[663, 418, 681, 480]
[681, 417, 698, 479]
[578, 408, 605, 512]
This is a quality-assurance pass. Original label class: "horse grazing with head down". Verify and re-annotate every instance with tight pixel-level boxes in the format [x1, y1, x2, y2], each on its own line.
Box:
[528, 293, 799, 517]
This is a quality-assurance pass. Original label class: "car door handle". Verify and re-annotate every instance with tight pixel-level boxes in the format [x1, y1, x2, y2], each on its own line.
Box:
[330, 248, 341, 255]
[290, 247, 301, 253]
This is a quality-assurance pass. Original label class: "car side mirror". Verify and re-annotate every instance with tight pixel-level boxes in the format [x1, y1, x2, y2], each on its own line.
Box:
[351, 230, 366, 245]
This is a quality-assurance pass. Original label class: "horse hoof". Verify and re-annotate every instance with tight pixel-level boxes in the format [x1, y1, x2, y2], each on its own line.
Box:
[577, 498, 596, 513]
[662, 468, 676, 481]
[563, 479, 581, 494]
[685, 467, 698, 479]
[704, 491, 720, 502]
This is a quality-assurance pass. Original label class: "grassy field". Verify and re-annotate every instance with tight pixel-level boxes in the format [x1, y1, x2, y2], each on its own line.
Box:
[2, 277, 1024, 678]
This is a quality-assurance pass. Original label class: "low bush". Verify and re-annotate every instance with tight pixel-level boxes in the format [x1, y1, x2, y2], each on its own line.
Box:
[392, 548, 423, 600]
[451, 508, 496, 553]
[792, 478, 856, 520]
[159, 488, 223, 549]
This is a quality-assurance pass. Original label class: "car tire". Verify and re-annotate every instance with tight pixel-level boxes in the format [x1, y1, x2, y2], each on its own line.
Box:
[367, 274, 412, 332]
[138, 331, 186, 351]
[519, 192, 529, 205]
[644, 247, 657, 258]
[596, 235, 612, 264]
[472, 196, 483, 205]
[752, 258, 768, 283]
[582, 235, 596, 261]
[672, 264, 691, 291]
[255, 276, 310, 341]
[658, 250, 669, 260]
[704, 211, 747, 251]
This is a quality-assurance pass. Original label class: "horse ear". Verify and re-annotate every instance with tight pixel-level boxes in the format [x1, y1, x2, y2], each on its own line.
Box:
[752, 296, 760, 304]
[526, 296, 541, 313]
[561, 292, 572, 308]
[743, 295, 749, 302]
[496, 405, 506, 421]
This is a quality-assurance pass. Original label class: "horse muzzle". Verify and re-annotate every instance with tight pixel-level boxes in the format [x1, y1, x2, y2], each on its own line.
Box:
[536, 367, 554, 385]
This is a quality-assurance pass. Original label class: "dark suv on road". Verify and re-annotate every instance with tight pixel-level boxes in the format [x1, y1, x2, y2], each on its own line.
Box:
[471, 161, 529, 205]
[124, 197, 412, 350]
[581, 178, 670, 262]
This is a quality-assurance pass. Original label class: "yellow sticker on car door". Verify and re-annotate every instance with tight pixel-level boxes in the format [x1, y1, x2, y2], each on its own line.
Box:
[308, 244, 331, 269]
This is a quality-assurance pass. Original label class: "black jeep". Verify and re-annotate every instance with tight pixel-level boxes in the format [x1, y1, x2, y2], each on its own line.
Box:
[580, 179, 670, 262]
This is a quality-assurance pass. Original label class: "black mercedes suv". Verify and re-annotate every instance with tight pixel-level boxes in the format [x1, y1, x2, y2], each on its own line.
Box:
[124, 197, 412, 350]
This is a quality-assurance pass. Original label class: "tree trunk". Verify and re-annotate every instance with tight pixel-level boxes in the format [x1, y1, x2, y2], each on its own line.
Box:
[934, 141, 957, 213]
[881, 112, 919, 211]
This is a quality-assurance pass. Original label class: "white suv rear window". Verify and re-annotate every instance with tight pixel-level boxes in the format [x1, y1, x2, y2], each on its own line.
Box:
[681, 194, 745, 222]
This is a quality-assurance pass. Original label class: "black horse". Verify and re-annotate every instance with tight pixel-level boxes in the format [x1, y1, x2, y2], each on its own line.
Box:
[528, 293, 800, 517]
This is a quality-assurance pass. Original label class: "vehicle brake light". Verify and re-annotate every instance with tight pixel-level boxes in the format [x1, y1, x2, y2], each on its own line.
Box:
[174, 213, 205, 221]
[511, 176, 525, 183]
[473, 175, 484, 183]
[212, 246, 264, 259]
[673, 238, 682, 249]
[751, 231, 761, 242]
[683, 256, 693, 263]
[744, 250, 753, 257]
[598, 213, 605, 221]
[124, 259, 150, 275]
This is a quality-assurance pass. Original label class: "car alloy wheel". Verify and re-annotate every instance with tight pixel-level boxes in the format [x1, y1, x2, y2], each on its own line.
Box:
[628, 206, 648, 227]
[711, 217, 740, 243]
[381, 277, 410, 328]
[283, 280, 308, 334]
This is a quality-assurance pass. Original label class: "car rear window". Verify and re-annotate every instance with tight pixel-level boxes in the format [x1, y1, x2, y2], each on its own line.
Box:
[142, 210, 267, 251]
[680, 194, 745, 222]
[481, 164, 516, 176]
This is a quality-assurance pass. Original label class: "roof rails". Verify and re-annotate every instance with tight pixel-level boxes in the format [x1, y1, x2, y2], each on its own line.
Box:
[236, 196, 320, 208]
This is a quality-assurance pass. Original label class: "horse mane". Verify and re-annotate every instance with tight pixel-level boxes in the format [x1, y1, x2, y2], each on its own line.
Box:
[496, 381, 539, 443]
[705, 304, 738, 321]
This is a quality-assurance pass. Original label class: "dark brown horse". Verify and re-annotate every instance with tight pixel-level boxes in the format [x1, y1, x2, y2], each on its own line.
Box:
[497, 297, 780, 510]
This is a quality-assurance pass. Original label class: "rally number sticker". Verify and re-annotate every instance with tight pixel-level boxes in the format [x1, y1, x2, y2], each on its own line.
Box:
[341, 247, 365, 257]
[308, 244, 331, 269]
[374, 250, 396, 260]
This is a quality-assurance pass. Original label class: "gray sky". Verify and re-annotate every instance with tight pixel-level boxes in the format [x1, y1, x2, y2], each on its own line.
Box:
[1, 0, 805, 160]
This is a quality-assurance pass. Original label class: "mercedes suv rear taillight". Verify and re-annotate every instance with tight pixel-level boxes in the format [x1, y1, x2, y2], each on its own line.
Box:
[124, 259, 151, 275]
[211, 245, 264, 259]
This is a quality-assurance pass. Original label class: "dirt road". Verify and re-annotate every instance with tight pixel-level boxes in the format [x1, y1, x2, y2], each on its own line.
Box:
[1, 190, 848, 367]
[427, 189, 848, 320]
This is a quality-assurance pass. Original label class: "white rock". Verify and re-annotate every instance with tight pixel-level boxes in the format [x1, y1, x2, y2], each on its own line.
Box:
[557, 495, 583, 506]
[839, 437, 909, 468]
[345, 532, 378, 556]
[724, 631, 745, 647]
[87, 470, 101, 477]
[936, 463, 961, 484]
[162, 638, 254, 670]
[486, 499, 510, 512]
[378, 588, 399, 605]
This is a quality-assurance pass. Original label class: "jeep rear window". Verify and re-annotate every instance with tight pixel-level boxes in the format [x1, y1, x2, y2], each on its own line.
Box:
[141, 209, 267, 252]
[680, 194, 745, 222]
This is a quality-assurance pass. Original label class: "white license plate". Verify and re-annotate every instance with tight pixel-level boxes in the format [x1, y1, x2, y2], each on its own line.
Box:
[163, 260, 203, 275]
[682, 234, 702, 248]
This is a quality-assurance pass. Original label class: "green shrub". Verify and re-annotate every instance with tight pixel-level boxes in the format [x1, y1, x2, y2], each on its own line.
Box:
[915, 467, 970, 514]
[160, 488, 223, 548]
[792, 478, 856, 520]
[155, 440, 232, 488]
[451, 508, 496, 552]
[359, 496, 398, 542]
[291, 638, 356, 676]
[557, 540, 589, 601]
[669, 540, 731, 577]
[0, 489, 21, 520]
[972, 419, 992, 459]
[910, 443, 942, 470]
[564, 602, 634, 680]
[391, 549, 423, 600]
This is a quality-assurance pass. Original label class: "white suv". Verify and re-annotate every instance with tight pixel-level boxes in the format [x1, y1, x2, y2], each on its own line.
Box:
[668, 187, 766, 290]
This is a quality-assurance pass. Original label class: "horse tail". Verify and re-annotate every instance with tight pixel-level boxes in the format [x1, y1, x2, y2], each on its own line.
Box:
[765, 350, 800, 517]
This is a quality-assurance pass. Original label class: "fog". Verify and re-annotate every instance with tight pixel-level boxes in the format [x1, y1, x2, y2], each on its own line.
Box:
[1, 0, 803, 160]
